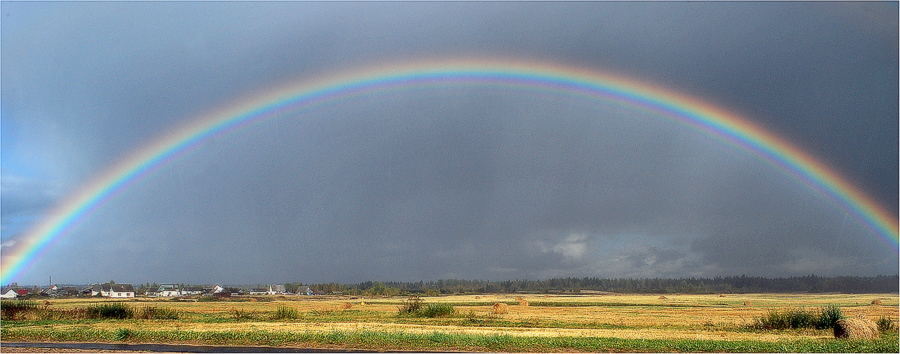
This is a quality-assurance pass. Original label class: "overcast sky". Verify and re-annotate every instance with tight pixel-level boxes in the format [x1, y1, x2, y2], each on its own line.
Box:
[2, 2, 897, 286]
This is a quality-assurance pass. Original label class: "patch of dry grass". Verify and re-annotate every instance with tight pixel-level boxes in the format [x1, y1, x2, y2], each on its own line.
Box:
[16, 293, 898, 345]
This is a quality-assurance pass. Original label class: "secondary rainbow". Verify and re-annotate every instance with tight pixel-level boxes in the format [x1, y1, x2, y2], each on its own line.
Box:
[2, 59, 896, 284]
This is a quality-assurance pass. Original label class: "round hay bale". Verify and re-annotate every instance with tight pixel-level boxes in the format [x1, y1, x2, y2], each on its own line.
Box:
[871, 299, 882, 305]
[743, 301, 751, 306]
[341, 302, 352, 309]
[249, 298, 258, 302]
[544, 295, 550, 298]
[43, 300, 51, 306]
[475, 296, 481, 300]
[492, 303, 509, 314]
[718, 294, 726, 297]
[515, 296, 524, 302]
[658, 296, 667, 300]
[518, 299, 529, 306]
[834, 318, 878, 339]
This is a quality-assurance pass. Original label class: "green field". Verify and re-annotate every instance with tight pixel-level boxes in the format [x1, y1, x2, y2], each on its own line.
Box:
[2, 293, 897, 352]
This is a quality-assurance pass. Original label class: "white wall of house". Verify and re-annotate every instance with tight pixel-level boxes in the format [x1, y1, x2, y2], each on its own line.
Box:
[159, 290, 181, 297]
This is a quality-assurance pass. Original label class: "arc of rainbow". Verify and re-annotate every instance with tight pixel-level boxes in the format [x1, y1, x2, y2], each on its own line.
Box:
[2, 60, 896, 284]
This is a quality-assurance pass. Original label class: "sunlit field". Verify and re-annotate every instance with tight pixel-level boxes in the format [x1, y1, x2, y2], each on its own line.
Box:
[2, 293, 897, 352]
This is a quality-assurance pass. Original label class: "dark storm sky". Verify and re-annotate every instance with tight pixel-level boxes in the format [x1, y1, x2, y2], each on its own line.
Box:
[1, 2, 897, 285]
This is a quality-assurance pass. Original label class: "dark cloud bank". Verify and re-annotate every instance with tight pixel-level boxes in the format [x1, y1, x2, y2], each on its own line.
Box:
[1, 2, 896, 285]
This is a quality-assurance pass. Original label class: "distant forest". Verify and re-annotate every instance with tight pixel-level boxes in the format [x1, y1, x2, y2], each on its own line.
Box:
[299, 275, 898, 296]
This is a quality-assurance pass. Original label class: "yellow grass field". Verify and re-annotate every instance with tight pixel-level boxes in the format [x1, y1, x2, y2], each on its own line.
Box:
[10, 292, 897, 345]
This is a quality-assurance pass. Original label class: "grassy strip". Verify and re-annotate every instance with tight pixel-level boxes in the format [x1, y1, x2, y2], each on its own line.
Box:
[3, 326, 897, 352]
[425, 301, 709, 308]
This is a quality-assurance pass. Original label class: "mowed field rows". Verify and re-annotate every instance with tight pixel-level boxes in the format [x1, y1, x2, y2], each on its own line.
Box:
[2, 293, 897, 352]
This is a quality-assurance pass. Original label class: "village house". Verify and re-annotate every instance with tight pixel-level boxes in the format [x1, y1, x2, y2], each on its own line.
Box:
[58, 286, 79, 297]
[157, 284, 181, 297]
[182, 286, 203, 296]
[85, 283, 135, 298]
[297, 286, 312, 296]
[104, 284, 135, 298]
[1, 287, 19, 299]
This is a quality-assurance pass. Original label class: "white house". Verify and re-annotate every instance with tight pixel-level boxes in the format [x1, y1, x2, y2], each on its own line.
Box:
[98, 283, 135, 298]
[157, 284, 181, 297]
[182, 286, 203, 296]
[1, 288, 18, 299]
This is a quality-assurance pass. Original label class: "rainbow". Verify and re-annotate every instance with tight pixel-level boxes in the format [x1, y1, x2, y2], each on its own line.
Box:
[2, 59, 897, 284]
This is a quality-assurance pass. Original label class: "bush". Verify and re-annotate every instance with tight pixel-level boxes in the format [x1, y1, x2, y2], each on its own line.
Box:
[752, 305, 844, 330]
[815, 304, 843, 330]
[86, 303, 132, 319]
[877, 316, 895, 332]
[273, 305, 300, 320]
[114, 328, 134, 341]
[419, 303, 456, 318]
[397, 296, 456, 318]
[135, 306, 179, 320]
[1, 300, 38, 320]
[397, 296, 425, 316]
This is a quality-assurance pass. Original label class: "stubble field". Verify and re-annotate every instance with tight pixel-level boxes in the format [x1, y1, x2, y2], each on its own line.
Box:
[2, 293, 897, 352]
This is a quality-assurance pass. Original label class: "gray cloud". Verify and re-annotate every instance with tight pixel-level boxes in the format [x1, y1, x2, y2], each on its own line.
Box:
[2, 2, 895, 285]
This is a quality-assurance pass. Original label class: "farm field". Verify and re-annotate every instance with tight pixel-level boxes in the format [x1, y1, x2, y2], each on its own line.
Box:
[2, 293, 898, 352]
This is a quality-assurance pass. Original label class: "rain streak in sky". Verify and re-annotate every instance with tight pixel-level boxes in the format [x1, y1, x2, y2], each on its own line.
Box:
[1, 2, 897, 285]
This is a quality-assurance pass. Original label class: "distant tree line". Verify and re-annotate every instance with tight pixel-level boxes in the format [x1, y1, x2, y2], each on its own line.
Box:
[301, 275, 897, 296]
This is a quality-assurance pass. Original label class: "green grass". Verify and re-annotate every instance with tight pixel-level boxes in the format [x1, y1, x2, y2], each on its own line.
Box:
[397, 296, 457, 318]
[2, 326, 897, 352]
[751, 305, 845, 330]
[272, 305, 301, 320]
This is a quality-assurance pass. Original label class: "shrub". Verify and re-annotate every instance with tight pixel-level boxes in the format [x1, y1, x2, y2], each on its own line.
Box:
[876, 316, 895, 332]
[815, 304, 843, 329]
[135, 306, 179, 320]
[397, 296, 456, 318]
[273, 305, 300, 320]
[86, 303, 132, 319]
[752, 305, 844, 330]
[114, 328, 134, 341]
[230, 308, 258, 320]
[419, 303, 456, 318]
[397, 296, 424, 316]
[1, 300, 38, 320]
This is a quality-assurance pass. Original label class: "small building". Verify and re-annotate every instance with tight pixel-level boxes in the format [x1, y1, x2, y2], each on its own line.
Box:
[249, 288, 268, 295]
[157, 284, 181, 297]
[297, 286, 312, 296]
[182, 286, 203, 296]
[58, 286, 79, 297]
[1, 288, 18, 299]
[104, 284, 135, 298]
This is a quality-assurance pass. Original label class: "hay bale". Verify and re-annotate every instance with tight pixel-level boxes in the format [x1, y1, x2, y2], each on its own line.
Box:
[544, 295, 550, 298]
[341, 302, 352, 309]
[834, 318, 878, 339]
[718, 294, 726, 297]
[515, 296, 524, 302]
[658, 296, 667, 300]
[743, 301, 751, 306]
[492, 303, 509, 314]
[518, 299, 529, 306]
[475, 296, 481, 300]
[249, 298, 258, 302]
[871, 299, 882, 305]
